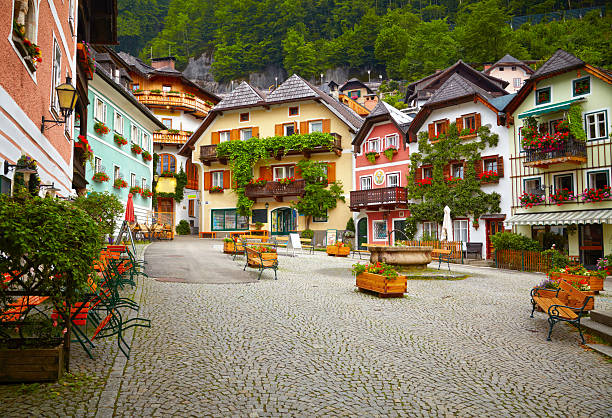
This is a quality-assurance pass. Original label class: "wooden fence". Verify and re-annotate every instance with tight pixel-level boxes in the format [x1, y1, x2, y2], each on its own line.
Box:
[494, 249, 552, 273]
[398, 240, 463, 261]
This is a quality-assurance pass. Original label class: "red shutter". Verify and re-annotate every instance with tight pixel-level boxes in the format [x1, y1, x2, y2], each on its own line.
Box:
[252, 127, 259, 138]
[230, 129, 240, 141]
[300, 121, 308, 134]
[497, 156, 504, 177]
[223, 170, 231, 189]
[203, 172, 211, 190]
[293, 121, 298, 134]
[260, 166, 272, 181]
[294, 165, 302, 179]
[456, 117, 463, 133]
[444, 119, 450, 134]
[428, 123, 435, 140]
[327, 162, 336, 184]
[275, 124, 283, 136]
[415, 166, 422, 182]
[211, 132, 220, 144]
[322, 119, 331, 133]
[443, 164, 451, 180]
[474, 159, 483, 180]
[475, 113, 482, 129]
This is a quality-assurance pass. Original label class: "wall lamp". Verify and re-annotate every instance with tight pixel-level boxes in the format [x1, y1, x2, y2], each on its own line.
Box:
[41, 77, 78, 132]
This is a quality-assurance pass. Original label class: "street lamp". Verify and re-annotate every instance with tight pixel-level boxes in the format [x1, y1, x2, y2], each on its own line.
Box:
[368, 70, 371, 83]
[39, 182, 60, 198]
[4, 160, 37, 182]
[41, 76, 78, 132]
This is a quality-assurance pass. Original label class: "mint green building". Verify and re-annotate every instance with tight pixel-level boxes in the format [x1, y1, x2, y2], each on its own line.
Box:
[81, 55, 164, 224]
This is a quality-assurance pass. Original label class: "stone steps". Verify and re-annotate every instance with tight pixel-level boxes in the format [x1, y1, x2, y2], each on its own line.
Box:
[590, 310, 612, 327]
[582, 316, 612, 345]
[464, 259, 494, 267]
[586, 344, 612, 358]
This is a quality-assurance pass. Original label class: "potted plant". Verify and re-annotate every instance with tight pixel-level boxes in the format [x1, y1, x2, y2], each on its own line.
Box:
[131, 143, 142, 154]
[254, 222, 264, 230]
[142, 150, 152, 162]
[210, 186, 224, 193]
[76, 42, 95, 79]
[416, 178, 432, 187]
[129, 186, 142, 195]
[12, 21, 42, 72]
[581, 186, 611, 202]
[326, 241, 350, 257]
[93, 121, 109, 136]
[383, 147, 397, 161]
[75, 135, 93, 163]
[113, 178, 127, 189]
[352, 262, 407, 297]
[478, 170, 499, 183]
[550, 188, 574, 206]
[92, 172, 109, 182]
[549, 264, 605, 292]
[519, 192, 545, 208]
[114, 134, 127, 147]
[472, 218, 479, 229]
[365, 151, 379, 164]
[459, 127, 477, 139]
[248, 177, 267, 187]
[596, 254, 612, 276]
[533, 277, 560, 299]
[279, 177, 296, 185]
[223, 238, 235, 254]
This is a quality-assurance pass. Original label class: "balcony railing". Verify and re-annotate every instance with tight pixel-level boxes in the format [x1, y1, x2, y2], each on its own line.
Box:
[523, 136, 587, 168]
[244, 180, 306, 201]
[199, 134, 342, 166]
[349, 187, 408, 211]
[153, 130, 192, 144]
[133, 91, 213, 117]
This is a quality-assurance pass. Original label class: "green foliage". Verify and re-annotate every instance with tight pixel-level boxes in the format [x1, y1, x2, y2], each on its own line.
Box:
[176, 219, 191, 235]
[381, 91, 407, 110]
[406, 123, 501, 226]
[345, 217, 355, 233]
[404, 218, 418, 239]
[568, 102, 587, 141]
[282, 29, 320, 79]
[153, 168, 188, 206]
[73, 191, 123, 240]
[490, 231, 542, 251]
[301, 229, 314, 239]
[542, 249, 571, 269]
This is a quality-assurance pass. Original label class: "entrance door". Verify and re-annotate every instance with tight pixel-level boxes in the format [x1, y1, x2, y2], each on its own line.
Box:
[271, 208, 296, 235]
[579, 224, 604, 269]
[156, 197, 175, 228]
[485, 219, 504, 259]
[357, 218, 368, 250]
[392, 219, 407, 242]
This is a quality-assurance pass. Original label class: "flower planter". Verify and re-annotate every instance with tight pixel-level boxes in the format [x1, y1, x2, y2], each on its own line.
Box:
[549, 272, 604, 292]
[459, 133, 477, 140]
[0, 342, 64, 383]
[326, 245, 350, 257]
[356, 272, 407, 298]
[223, 241, 235, 254]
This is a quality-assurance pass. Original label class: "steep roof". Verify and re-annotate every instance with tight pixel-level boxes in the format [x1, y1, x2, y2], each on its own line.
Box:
[352, 101, 413, 146]
[425, 73, 493, 106]
[483, 54, 534, 75]
[530, 49, 585, 79]
[489, 93, 516, 111]
[339, 78, 374, 94]
[266, 74, 318, 102]
[214, 81, 266, 110]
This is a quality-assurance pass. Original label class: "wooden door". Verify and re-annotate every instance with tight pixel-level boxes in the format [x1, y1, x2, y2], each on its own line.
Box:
[357, 218, 368, 250]
[486, 220, 504, 259]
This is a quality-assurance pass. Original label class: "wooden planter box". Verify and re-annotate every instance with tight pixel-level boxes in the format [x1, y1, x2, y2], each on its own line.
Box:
[326, 245, 350, 257]
[550, 272, 604, 292]
[0, 343, 64, 383]
[223, 241, 235, 254]
[247, 251, 277, 267]
[356, 272, 407, 298]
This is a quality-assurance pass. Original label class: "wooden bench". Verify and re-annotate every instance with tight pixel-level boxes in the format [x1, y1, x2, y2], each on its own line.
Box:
[244, 246, 278, 280]
[432, 249, 452, 271]
[300, 238, 314, 254]
[352, 248, 371, 260]
[199, 231, 216, 238]
[232, 238, 246, 260]
[530, 280, 593, 344]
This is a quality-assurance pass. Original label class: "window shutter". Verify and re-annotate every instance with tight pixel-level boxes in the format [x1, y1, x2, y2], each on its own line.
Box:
[474, 159, 483, 180]
[275, 124, 283, 136]
[443, 164, 451, 179]
[294, 165, 302, 179]
[428, 123, 435, 140]
[497, 156, 504, 177]
[293, 121, 298, 134]
[223, 170, 231, 189]
[203, 172, 211, 190]
[327, 162, 336, 183]
[230, 129, 240, 141]
[252, 127, 259, 138]
[300, 121, 308, 134]
[456, 117, 463, 132]
[211, 132, 220, 144]
[444, 119, 450, 133]
[322, 119, 331, 133]
[415, 167, 423, 182]
[260, 166, 272, 181]
[475, 113, 482, 129]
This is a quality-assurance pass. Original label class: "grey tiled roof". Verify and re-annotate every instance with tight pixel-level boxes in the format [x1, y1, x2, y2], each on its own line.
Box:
[303, 79, 364, 130]
[425, 73, 493, 106]
[266, 74, 317, 102]
[214, 81, 266, 110]
[367, 101, 389, 118]
[367, 101, 412, 126]
[496, 54, 522, 64]
[489, 93, 516, 111]
[531, 49, 584, 79]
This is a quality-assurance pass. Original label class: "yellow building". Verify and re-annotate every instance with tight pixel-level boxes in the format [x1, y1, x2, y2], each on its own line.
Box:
[504, 49, 612, 268]
[179, 75, 364, 243]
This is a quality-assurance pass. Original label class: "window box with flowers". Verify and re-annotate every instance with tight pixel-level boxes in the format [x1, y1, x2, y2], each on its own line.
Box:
[92, 172, 109, 182]
[94, 121, 109, 136]
[383, 147, 398, 161]
[12, 21, 42, 73]
[129, 186, 142, 195]
[459, 128, 477, 140]
[430, 132, 446, 143]
[550, 264, 604, 296]
[326, 241, 351, 257]
[141, 189, 153, 198]
[478, 170, 499, 184]
[550, 188, 575, 206]
[76, 42, 95, 80]
[581, 186, 611, 202]
[416, 178, 432, 187]
[446, 176, 462, 186]
[248, 178, 267, 187]
[114, 134, 127, 147]
[365, 151, 379, 164]
[596, 254, 612, 277]
[113, 178, 127, 189]
[131, 143, 142, 155]
[278, 177, 296, 186]
[142, 151, 152, 162]
[352, 262, 407, 297]
[75, 135, 93, 163]
[210, 186, 224, 193]
[519, 192, 545, 208]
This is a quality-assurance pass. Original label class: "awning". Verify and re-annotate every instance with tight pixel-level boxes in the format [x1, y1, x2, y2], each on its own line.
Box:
[518, 98, 583, 119]
[505, 209, 612, 226]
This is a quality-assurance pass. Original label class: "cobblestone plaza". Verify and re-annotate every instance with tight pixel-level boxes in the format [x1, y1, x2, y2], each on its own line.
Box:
[1, 238, 611, 417]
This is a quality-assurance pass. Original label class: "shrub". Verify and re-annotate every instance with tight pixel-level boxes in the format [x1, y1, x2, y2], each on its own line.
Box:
[301, 229, 314, 239]
[73, 191, 123, 241]
[542, 249, 571, 269]
[345, 217, 355, 233]
[176, 220, 191, 235]
[490, 231, 541, 251]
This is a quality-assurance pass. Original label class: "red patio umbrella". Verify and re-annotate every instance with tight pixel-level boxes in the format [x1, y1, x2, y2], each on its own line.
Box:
[125, 193, 135, 223]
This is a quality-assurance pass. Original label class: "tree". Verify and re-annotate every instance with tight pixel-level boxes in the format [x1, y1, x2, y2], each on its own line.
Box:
[72, 191, 124, 242]
[282, 29, 319, 79]
[292, 160, 345, 229]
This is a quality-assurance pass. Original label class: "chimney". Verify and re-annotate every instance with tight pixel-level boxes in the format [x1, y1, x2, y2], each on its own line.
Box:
[151, 57, 176, 70]
[483, 64, 492, 71]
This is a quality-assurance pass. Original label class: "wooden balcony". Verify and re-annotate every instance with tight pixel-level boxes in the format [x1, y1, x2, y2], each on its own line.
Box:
[133, 91, 213, 117]
[244, 180, 306, 202]
[524, 136, 587, 168]
[338, 94, 370, 116]
[153, 130, 192, 145]
[199, 134, 342, 166]
[349, 187, 408, 211]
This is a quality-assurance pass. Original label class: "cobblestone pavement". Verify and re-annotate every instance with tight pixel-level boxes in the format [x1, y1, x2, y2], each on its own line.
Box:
[1, 239, 611, 417]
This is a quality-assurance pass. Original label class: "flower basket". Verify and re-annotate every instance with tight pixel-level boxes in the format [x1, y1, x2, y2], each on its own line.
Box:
[581, 186, 611, 203]
[210, 186, 224, 193]
[365, 152, 379, 164]
[129, 186, 142, 195]
[76, 42, 95, 80]
[94, 121, 109, 136]
[92, 172, 109, 182]
[550, 188, 574, 206]
[113, 178, 127, 189]
[248, 178, 267, 187]
[141, 189, 153, 198]
[519, 192, 544, 208]
[12, 22, 42, 72]
[279, 177, 296, 185]
[416, 178, 432, 187]
[479, 170, 499, 183]
[549, 271, 604, 292]
[459, 128, 477, 139]
[75, 135, 93, 163]
[223, 239, 235, 254]
[382, 147, 397, 161]
[355, 272, 407, 298]
[142, 151, 152, 162]
[131, 143, 142, 154]
[114, 134, 127, 147]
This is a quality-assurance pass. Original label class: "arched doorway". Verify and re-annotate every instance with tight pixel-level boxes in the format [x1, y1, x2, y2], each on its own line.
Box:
[271, 207, 296, 235]
[357, 218, 368, 249]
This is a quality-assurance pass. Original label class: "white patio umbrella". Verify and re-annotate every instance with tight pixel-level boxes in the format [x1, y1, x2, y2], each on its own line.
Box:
[440, 205, 452, 241]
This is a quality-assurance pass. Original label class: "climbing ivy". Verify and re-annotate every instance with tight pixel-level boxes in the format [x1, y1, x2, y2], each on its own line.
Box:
[152, 167, 188, 207]
[215, 132, 337, 216]
[405, 123, 501, 238]
[568, 102, 587, 141]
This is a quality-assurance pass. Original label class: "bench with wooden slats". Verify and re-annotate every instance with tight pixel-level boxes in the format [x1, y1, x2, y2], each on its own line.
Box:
[530, 280, 593, 344]
[432, 249, 452, 271]
[244, 246, 278, 280]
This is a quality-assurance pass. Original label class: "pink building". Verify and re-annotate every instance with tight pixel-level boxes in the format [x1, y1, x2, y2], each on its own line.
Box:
[350, 102, 413, 248]
[483, 54, 534, 93]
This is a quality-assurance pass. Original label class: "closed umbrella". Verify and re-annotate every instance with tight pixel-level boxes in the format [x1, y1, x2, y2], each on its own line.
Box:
[440, 205, 452, 241]
[125, 193, 135, 223]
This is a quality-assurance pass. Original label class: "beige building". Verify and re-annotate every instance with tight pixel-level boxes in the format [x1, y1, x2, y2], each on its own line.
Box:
[179, 75, 363, 243]
[483, 54, 534, 93]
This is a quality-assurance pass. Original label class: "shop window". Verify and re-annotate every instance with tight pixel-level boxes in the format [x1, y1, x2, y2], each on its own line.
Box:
[587, 170, 610, 189]
[535, 87, 551, 105]
[573, 77, 590, 96]
[453, 219, 469, 242]
[158, 154, 176, 173]
[373, 220, 387, 240]
[360, 176, 372, 190]
[585, 111, 607, 140]
[211, 209, 248, 231]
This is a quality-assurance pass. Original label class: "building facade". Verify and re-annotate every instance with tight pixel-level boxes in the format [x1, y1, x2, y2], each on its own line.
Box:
[350, 101, 413, 249]
[180, 75, 363, 244]
[504, 49, 612, 268]
[483, 54, 535, 93]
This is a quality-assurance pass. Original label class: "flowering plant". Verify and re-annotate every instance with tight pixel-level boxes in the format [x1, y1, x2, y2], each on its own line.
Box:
[76, 135, 93, 162]
[479, 170, 498, 182]
[142, 151, 152, 161]
[519, 192, 544, 208]
[549, 188, 574, 206]
[131, 143, 142, 154]
[416, 177, 432, 187]
[581, 186, 611, 202]
[92, 172, 109, 182]
[77, 42, 96, 74]
[279, 177, 296, 185]
[114, 134, 127, 146]
[446, 176, 462, 184]
[94, 121, 109, 136]
[571, 279, 591, 292]
[13, 21, 42, 69]
[141, 189, 153, 198]
[459, 127, 477, 137]
[334, 241, 347, 248]
[210, 186, 224, 193]
[113, 178, 127, 189]
[537, 277, 560, 289]
[248, 245, 276, 253]
[521, 129, 570, 151]
[431, 132, 446, 141]
[129, 186, 142, 195]
[365, 151, 379, 164]
[383, 147, 397, 161]
[248, 177, 267, 187]
[351, 262, 400, 280]
[550, 264, 606, 279]
[596, 255, 612, 271]
[17, 155, 37, 170]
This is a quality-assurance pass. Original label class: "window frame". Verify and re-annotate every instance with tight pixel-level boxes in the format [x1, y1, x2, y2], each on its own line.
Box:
[211, 208, 249, 231]
[384, 134, 399, 150]
[158, 154, 177, 173]
[272, 165, 295, 181]
[113, 165, 120, 181]
[422, 221, 438, 240]
[513, 78, 522, 88]
[219, 131, 231, 142]
[553, 172, 575, 194]
[535, 86, 551, 105]
[386, 172, 400, 188]
[50, 37, 62, 116]
[94, 97, 107, 123]
[130, 173, 136, 188]
[435, 120, 447, 136]
[240, 128, 253, 140]
[309, 120, 323, 133]
[162, 85, 171, 92]
[360, 175, 372, 190]
[283, 123, 295, 136]
[422, 166, 433, 179]
[142, 177, 147, 190]
[523, 176, 543, 195]
[452, 219, 469, 243]
[94, 157, 102, 174]
[451, 163, 464, 179]
[312, 208, 328, 223]
[372, 219, 387, 241]
[572, 76, 590, 97]
[366, 137, 380, 153]
[586, 169, 610, 190]
[114, 112, 124, 135]
[482, 157, 498, 173]
[584, 110, 608, 141]
[162, 118, 172, 129]
[131, 124, 138, 143]
[288, 106, 299, 117]
[211, 170, 224, 188]
[462, 114, 476, 131]
[188, 199, 195, 218]
[239, 112, 250, 123]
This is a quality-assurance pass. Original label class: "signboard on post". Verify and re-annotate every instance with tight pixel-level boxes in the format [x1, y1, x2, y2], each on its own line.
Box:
[326, 229, 337, 246]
